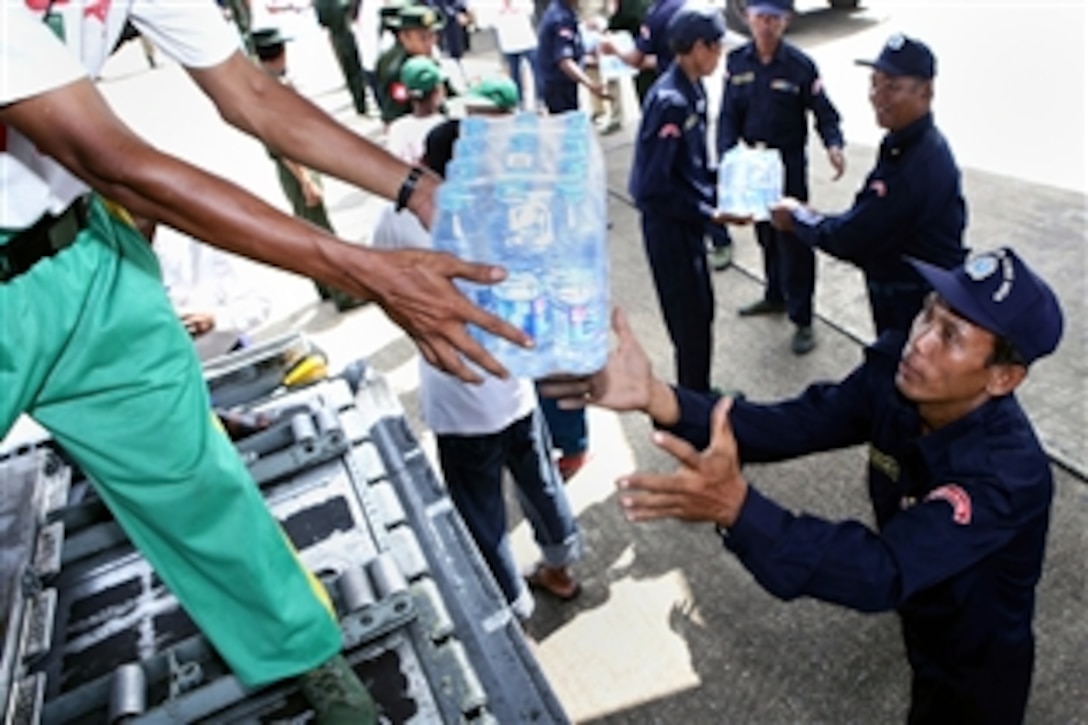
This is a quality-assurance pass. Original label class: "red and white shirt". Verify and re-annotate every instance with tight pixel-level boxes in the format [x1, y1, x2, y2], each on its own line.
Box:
[0, 0, 239, 228]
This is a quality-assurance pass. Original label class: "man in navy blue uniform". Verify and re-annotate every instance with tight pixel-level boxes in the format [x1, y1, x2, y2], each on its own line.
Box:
[771, 34, 966, 336]
[597, 0, 684, 94]
[629, 4, 748, 392]
[541, 246, 1063, 724]
[536, 0, 609, 113]
[601, 0, 734, 272]
[720, 0, 845, 355]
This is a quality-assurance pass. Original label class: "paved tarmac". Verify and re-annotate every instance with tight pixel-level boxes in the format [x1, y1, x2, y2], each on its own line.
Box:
[80, 9, 1088, 723]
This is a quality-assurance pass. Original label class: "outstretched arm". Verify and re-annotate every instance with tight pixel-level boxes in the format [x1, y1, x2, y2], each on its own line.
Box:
[598, 38, 653, 71]
[618, 398, 749, 527]
[536, 308, 682, 424]
[189, 51, 437, 226]
[1, 76, 529, 382]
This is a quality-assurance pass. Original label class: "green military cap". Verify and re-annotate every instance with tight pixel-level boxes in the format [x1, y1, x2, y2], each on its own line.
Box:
[397, 4, 445, 31]
[379, 2, 405, 31]
[464, 75, 519, 112]
[400, 55, 445, 96]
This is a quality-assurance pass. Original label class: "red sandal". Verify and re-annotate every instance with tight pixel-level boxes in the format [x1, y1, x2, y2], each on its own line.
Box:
[525, 563, 581, 601]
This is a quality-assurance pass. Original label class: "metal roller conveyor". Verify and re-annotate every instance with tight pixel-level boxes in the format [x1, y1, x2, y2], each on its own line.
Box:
[2, 350, 567, 724]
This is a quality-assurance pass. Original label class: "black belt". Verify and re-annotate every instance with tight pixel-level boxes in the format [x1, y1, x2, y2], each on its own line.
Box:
[0, 196, 90, 283]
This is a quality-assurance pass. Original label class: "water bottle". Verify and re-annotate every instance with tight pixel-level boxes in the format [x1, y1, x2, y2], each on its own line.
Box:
[460, 116, 489, 139]
[432, 183, 470, 258]
[748, 146, 783, 221]
[454, 136, 487, 165]
[439, 110, 608, 376]
[548, 179, 609, 374]
[558, 110, 591, 134]
[717, 146, 747, 217]
[513, 111, 538, 128]
[549, 266, 607, 374]
[493, 179, 553, 257]
[484, 180, 554, 375]
[445, 156, 481, 186]
[505, 132, 539, 175]
[489, 270, 551, 376]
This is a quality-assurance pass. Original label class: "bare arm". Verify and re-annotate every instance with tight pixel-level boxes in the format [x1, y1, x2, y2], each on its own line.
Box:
[558, 57, 609, 98]
[598, 38, 654, 71]
[537, 308, 681, 425]
[619, 398, 748, 527]
[1, 76, 528, 382]
[538, 312, 748, 527]
[188, 52, 437, 226]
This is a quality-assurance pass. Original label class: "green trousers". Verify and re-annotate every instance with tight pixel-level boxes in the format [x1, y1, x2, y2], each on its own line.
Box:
[0, 198, 341, 686]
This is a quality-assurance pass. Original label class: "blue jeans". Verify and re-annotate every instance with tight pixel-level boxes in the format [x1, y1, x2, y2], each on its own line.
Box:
[503, 49, 536, 109]
[537, 394, 587, 456]
[436, 408, 581, 619]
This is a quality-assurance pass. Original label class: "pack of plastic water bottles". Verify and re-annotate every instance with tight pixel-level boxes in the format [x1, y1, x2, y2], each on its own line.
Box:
[717, 144, 784, 221]
[432, 111, 610, 378]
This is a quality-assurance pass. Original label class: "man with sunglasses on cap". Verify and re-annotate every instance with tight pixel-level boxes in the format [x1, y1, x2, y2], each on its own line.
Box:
[721, 0, 845, 357]
[540, 246, 1062, 723]
[770, 34, 967, 338]
[375, 3, 445, 126]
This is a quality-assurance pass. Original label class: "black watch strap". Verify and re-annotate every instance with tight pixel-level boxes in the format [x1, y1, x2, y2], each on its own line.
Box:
[394, 166, 424, 212]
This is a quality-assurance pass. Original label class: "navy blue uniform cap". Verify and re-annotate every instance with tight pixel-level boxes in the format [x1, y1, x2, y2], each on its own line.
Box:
[747, 0, 792, 16]
[857, 34, 936, 79]
[667, 3, 726, 48]
[908, 248, 1063, 364]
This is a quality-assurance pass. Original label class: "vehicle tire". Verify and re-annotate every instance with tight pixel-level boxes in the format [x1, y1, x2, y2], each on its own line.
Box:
[829, 0, 860, 8]
[725, 0, 749, 34]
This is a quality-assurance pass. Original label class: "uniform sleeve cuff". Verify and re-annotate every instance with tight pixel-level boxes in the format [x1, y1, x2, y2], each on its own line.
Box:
[791, 205, 824, 227]
[717, 484, 791, 555]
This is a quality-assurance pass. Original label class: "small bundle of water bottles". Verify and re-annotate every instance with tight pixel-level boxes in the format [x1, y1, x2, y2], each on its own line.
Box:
[716, 143, 784, 222]
[431, 111, 610, 378]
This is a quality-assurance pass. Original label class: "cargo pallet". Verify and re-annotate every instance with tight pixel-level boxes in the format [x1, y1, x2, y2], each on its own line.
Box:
[1, 336, 566, 724]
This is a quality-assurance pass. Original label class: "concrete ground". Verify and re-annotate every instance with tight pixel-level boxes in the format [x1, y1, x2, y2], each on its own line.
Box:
[70, 4, 1088, 722]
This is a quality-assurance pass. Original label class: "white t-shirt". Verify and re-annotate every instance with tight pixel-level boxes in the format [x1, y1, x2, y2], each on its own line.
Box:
[370, 203, 537, 436]
[0, 0, 240, 228]
[385, 113, 446, 165]
[492, 1, 537, 55]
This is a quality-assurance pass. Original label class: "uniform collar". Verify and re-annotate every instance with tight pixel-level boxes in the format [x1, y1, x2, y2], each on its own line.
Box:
[910, 394, 1017, 484]
[741, 39, 788, 65]
[880, 112, 934, 158]
[667, 62, 706, 104]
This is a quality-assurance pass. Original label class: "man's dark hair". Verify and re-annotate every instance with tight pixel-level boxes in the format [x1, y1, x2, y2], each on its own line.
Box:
[669, 36, 696, 54]
[255, 43, 286, 62]
[988, 335, 1026, 368]
[422, 119, 461, 179]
